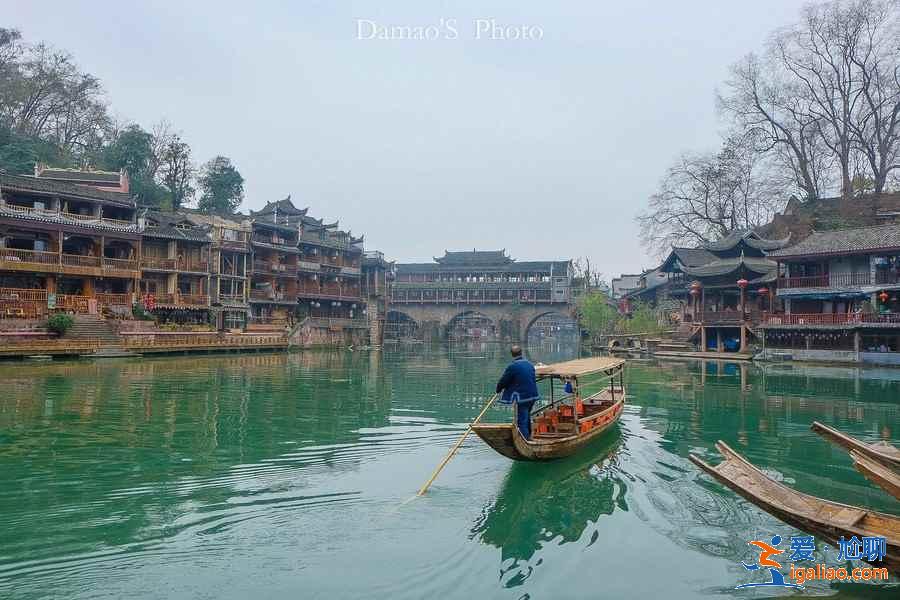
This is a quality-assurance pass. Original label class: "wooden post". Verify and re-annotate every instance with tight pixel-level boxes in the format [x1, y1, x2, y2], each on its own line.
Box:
[716, 328, 723, 353]
[701, 326, 707, 352]
[739, 325, 747, 353]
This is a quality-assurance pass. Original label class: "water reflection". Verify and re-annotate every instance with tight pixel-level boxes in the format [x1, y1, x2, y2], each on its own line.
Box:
[472, 429, 624, 586]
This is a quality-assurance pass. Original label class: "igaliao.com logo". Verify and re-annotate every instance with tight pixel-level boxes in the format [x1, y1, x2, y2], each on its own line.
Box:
[736, 534, 889, 589]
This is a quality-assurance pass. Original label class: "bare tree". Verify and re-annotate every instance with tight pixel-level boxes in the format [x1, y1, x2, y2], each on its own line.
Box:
[638, 137, 786, 257]
[720, 53, 832, 199]
[848, 0, 900, 194]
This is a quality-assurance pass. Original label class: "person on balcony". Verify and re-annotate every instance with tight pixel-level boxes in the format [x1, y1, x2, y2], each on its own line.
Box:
[495, 345, 540, 440]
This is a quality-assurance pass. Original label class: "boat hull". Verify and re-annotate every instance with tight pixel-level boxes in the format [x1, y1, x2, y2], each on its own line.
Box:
[811, 421, 900, 470]
[691, 441, 900, 575]
[473, 398, 623, 461]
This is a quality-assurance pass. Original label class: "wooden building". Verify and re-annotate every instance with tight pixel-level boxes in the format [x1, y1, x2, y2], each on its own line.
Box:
[0, 171, 141, 318]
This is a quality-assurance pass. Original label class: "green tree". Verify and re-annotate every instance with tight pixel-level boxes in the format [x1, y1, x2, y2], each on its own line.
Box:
[619, 301, 664, 335]
[161, 135, 194, 209]
[197, 155, 243, 214]
[577, 292, 618, 338]
[100, 124, 170, 207]
[0, 125, 65, 174]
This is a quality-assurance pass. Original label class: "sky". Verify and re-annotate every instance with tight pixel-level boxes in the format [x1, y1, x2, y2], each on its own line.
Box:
[10, 0, 810, 279]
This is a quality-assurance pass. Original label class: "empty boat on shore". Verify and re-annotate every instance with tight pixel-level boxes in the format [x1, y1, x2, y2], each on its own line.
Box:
[690, 441, 900, 574]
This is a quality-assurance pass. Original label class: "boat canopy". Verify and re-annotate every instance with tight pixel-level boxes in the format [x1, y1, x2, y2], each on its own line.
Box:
[535, 357, 625, 379]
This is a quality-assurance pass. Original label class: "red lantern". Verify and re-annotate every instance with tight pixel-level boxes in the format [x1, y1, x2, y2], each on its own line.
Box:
[737, 278, 748, 289]
[757, 287, 769, 295]
[879, 290, 889, 303]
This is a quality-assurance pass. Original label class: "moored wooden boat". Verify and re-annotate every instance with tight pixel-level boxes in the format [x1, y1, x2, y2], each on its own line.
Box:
[851, 451, 900, 501]
[473, 357, 625, 461]
[811, 421, 900, 470]
[690, 441, 900, 574]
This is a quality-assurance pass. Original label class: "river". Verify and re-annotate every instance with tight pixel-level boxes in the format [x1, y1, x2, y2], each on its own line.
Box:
[0, 344, 897, 599]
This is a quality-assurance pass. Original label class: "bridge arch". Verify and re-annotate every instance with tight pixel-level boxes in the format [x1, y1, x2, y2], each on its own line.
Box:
[384, 310, 420, 341]
[446, 311, 497, 342]
[524, 311, 579, 345]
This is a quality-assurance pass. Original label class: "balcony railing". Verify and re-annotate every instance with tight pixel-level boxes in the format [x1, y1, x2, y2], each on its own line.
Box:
[249, 289, 297, 303]
[298, 260, 321, 272]
[0, 248, 59, 267]
[763, 312, 900, 325]
[218, 293, 246, 305]
[151, 293, 210, 307]
[253, 261, 297, 276]
[179, 260, 209, 273]
[340, 266, 361, 276]
[305, 317, 370, 330]
[142, 256, 178, 270]
[0, 287, 48, 302]
[103, 257, 139, 272]
[780, 272, 874, 289]
[61, 254, 101, 268]
[95, 292, 131, 306]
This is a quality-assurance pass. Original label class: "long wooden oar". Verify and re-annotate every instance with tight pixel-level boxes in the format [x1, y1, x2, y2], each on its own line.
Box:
[416, 393, 499, 496]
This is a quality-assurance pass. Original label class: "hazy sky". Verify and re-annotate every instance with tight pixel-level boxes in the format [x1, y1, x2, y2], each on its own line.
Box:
[12, 0, 809, 278]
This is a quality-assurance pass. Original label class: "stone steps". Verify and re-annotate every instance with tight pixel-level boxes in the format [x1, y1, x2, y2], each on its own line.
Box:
[66, 315, 121, 344]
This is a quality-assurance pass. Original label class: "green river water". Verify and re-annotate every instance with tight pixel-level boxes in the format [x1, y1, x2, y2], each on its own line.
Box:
[0, 344, 898, 599]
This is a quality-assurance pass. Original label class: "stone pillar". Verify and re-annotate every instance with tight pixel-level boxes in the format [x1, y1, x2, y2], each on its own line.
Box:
[716, 328, 723, 353]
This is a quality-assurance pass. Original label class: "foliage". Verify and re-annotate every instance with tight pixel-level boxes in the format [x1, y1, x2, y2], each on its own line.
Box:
[577, 292, 619, 337]
[161, 134, 195, 209]
[617, 301, 665, 335]
[131, 303, 155, 321]
[197, 156, 244, 214]
[46, 313, 74, 334]
[0, 29, 198, 213]
[0, 28, 110, 165]
[0, 125, 65, 174]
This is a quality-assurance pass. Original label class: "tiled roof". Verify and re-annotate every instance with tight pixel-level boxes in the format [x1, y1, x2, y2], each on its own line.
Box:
[681, 256, 776, 278]
[702, 230, 791, 252]
[144, 211, 212, 242]
[768, 224, 900, 258]
[434, 250, 512, 266]
[37, 168, 120, 184]
[0, 173, 135, 206]
[397, 259, 569, 274]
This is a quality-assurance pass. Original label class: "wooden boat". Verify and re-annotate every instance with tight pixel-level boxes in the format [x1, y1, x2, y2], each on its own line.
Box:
[811, 421, 900, 470]
[690, 441, 900, 574]
[851, 451, 900, 501]
[472, 357, 625, 461]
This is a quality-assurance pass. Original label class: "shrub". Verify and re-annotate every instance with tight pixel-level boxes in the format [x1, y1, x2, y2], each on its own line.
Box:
[46, 313, 74, 335]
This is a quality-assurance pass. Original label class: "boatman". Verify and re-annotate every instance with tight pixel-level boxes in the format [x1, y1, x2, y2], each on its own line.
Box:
[495, 345, 540, 439]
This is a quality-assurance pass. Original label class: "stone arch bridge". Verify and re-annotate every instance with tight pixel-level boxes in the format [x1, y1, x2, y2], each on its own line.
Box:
[385, 303, 576, 343]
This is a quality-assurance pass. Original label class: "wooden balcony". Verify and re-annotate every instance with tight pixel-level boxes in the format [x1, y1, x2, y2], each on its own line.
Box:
[298, 260, 321, 272]
[249, 289, 297, 303]
[253, 261, 298, 277]
[779, 272, 874, 289]
[217, 293, 247, 306]
[141, 256, 178, 270]
[0, 249, 138, 277]
[0, 288, 132, 317]
[152, 293, 210, 307]
[763, 312, 900, 326]
[0, 248, 59, 272]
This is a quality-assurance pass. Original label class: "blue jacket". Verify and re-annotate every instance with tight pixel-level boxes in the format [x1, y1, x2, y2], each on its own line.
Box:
[496, 357, 540, 404]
